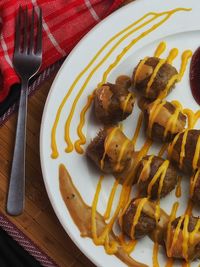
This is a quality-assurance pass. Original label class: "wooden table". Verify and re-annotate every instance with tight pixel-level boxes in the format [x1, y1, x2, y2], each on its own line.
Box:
[0, 2, 133, 266]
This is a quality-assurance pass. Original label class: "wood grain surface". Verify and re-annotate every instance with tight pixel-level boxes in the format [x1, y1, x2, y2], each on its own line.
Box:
[0, 1, 133, 266]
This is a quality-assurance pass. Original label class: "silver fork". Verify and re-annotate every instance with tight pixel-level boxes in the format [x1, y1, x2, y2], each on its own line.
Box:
[7, 6, 42, 216]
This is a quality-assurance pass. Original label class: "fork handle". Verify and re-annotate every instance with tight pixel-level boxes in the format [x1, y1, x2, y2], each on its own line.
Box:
[7, 78, 29, 216]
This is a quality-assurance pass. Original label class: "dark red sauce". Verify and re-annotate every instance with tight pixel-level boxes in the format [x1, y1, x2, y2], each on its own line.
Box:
[190, 47, 200, 105]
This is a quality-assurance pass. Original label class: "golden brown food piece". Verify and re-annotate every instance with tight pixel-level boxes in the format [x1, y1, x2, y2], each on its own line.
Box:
[190, 169, 200, 205]
[132, 57, 178, 99]
[168, 129, 200, 174]
[94, 82, 135, 124]
[86, 127, 134, 174]
[119, 198, 169, 242]
[140, 99, 186, 142]
[136, 155, 178, 199]
[165, 215, 200, 261]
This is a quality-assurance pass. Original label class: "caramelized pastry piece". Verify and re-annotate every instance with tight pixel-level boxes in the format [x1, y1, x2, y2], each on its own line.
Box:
[168, 129, 200, 174]
[119, 198, 169, 241]
[165, 215, 200, 261]
[132, 57, 178, 99]
[86, 126, 134, 174]
[136, 155, 178, 199]
[140, 99, 186, 142]
[94, 82, 135, 124]
[190, 169, 200, 205]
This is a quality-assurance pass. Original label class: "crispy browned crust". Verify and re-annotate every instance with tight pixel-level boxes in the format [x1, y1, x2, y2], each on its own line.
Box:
[191, 170, 200, 205]
[169, 129, 200, 174]
[94, 83, 134, 124]
[143, 101, 186, 142]
[166, 216, 200, 260]
[136, 155, 178, 199]
[132, 57, 178, 99]
[86, 129, 113, 173]
[121, 199, 156, 239]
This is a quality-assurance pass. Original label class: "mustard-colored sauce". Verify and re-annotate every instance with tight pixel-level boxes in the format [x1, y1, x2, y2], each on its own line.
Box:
[134, 57, 149, 86]
[154, 41, 166, 57]
[167, 48, 178, 64]
[175, 176, 182, 198]
[146, 59, 166, 93]
[74, 94, 94, 154]
[100, 127, 119, 170]
[190, 169, 200, 198]
[132, 111, 143, 146]
[192, 135, 200, 169]
[147, 160, 169, 198]
[50, 8, 191, 158]
[104, 179, 119, 220]
[153, 242, 160, 267]
[53, 6, 200, 267]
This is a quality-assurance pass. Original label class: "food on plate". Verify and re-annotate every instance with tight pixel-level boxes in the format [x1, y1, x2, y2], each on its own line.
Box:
[139, 99, 186, 142]
[119, 198, 169, 240]
[132, 57, 178, 99]
[190, 46, 200, 105]
[94, 82, 135, 124]
[165, 215, 200, 261]
[168, 129, 200, 174]
[86, 126, 135, 173]
[190, 169, 200, 205]
[135, 155, 178, 199]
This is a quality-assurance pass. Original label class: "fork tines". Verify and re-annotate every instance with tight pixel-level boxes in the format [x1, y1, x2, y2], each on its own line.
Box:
[15, 6, 42, 55]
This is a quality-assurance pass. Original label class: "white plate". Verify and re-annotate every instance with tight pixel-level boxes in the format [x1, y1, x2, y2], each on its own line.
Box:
[40, 0, 200, 266]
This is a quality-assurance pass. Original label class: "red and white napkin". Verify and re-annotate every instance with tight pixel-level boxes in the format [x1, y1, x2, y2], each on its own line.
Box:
[0, 0, 124, 103]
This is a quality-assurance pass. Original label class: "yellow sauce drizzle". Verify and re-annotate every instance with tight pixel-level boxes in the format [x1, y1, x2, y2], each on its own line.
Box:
[122, 93, 134, 114]
[148, 99, 165, 137]
[104, 179, 119, 220]
[182, 214, 189, 260]
[74, 94, 94, 154]
[192, 135, 200, 169]
[163, 104, 182, 138]
[178, 50, 193, 81]
[115, 139, 131, 172]
[132, 112, 143, 146]
[153, 242, 160, 267]
[185, 200, 193, 216]
[147, 160, 169, 198]
[100, 127, 119, 170]
[134, 57, 149, 87]
[175, 176, 182, 198]
[137, 155, 154, 184]
[169, 215, 185, 257]
[179, 130, 189, 169]
[50, 11, 158, 158]
[70, 8, 191, 154]
[130, 198, 148, 239]
[190, 169, 200, 198]
[166, 48, 178, 64]
[166, 202, 179, 257]
[118, 234, 137, 254]
[190, 219, 200, 244]
[146, 59, 166, 93]
[154, 41, 166, 57]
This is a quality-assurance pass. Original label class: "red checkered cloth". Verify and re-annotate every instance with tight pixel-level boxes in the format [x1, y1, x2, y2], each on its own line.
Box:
[0, 0, 124, 103]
